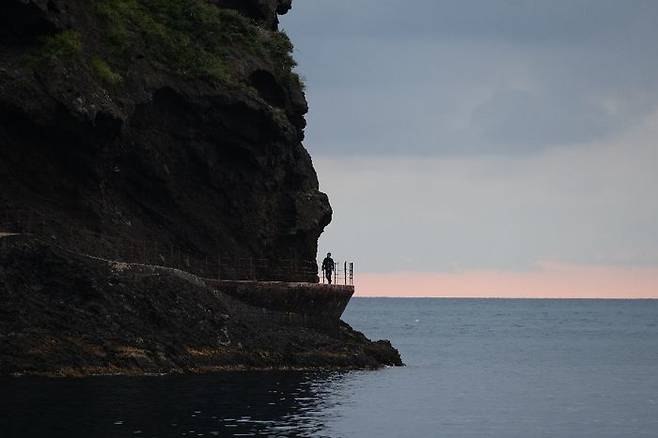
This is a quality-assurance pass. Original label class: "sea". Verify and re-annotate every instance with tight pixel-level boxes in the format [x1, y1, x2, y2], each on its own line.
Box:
[2, 298, 658, 437]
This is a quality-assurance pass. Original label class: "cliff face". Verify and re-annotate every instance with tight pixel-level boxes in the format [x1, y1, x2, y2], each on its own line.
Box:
[0, 1, 405, 376]
[0, 0, 331, 279]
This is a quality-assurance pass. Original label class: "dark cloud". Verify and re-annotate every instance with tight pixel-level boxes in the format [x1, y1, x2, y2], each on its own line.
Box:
[471, 88, 617, 150]
[287, 0, 658, 45]
[282, 0, 658, 156]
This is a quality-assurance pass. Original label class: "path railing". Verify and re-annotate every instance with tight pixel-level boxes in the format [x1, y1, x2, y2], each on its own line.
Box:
[321, 261, 354, 286]
[0, 207, 354, 284]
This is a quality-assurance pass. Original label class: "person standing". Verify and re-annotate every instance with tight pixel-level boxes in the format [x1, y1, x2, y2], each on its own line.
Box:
[322, 252, 335, 284]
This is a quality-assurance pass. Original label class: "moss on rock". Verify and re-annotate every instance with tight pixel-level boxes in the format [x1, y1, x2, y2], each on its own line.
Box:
[93, 0, 296, 84]
[91, 57, 123, 85]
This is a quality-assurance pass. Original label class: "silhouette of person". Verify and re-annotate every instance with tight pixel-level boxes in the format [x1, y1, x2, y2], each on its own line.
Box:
[322, 252, 335, 284]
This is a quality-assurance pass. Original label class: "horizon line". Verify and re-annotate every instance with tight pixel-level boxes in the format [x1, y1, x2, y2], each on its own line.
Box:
[352, 295, 658, 300]
[352, 266, 658, 299]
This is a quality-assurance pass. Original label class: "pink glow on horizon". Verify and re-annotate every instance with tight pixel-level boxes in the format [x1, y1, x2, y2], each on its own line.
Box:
[355, 263, 658, 298]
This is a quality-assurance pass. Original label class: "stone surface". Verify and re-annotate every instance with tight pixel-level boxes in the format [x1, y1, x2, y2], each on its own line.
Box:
[0, 0, 404, 375]
[207, 280, 355, 324]
[208, 0, 293, 29]
[0, 0, 330, 282]
[0, 236, 403, 376]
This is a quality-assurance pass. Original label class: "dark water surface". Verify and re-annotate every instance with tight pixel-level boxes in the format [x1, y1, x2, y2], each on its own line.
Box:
[2, 298, 658, 437]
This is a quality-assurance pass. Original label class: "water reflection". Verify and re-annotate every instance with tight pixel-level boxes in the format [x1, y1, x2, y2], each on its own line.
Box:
[0, 371, 351, 438]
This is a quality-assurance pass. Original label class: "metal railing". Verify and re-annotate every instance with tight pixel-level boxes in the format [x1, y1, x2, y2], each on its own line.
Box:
[0, 207, 354, 284]
[321, 261, 354, 286]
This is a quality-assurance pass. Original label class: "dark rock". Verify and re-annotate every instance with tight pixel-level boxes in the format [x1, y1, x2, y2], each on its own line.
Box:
[0, 0, 403, 374]
[208, 0, 293, 30]
[0, 0, 329, 281]
[0, 237, 403, 376]
[0, 0, 69, 43]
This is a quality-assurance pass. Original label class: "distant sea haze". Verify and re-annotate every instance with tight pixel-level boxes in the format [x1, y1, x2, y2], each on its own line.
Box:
[356, 263, 658, 298]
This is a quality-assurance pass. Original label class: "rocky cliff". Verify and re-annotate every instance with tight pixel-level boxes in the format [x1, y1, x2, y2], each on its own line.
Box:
[0, 0, 331, 279]
[0, 0, 404, 375]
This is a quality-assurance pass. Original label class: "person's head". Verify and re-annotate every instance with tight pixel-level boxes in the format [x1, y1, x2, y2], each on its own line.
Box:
[327, 252, 331, 257]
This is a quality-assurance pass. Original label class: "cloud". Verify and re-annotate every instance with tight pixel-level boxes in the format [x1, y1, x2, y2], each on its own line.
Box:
[287, 0, 658, 45]
[280, 2, 658, 296]
[470, 87, 618, 150]
[314, 111, 658, 273]
[282, 1, 658, 156]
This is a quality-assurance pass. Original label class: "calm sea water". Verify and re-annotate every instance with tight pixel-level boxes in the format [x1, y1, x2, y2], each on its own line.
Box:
[2, 298, 658, 437]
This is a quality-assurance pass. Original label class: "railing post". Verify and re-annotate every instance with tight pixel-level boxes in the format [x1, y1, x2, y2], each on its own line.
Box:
[25, 211, 32, 234]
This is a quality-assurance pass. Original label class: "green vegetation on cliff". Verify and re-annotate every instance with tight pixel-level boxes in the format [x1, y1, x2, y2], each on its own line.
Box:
[90, 57, 123, 85]
[96, 0, 242, 82]
[40, 29, 83, 59]
[31, 0, 298, 90]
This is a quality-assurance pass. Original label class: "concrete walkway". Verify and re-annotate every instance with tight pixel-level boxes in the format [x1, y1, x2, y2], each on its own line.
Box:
[205, 279, 354, 320]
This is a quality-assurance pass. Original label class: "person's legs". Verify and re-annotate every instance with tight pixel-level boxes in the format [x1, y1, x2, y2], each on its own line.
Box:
[326, 270, 332, 284]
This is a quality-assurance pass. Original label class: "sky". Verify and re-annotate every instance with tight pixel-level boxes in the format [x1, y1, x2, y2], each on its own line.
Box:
[280, 0, 658, 298]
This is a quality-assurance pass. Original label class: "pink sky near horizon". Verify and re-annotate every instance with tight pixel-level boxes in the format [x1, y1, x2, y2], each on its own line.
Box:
[355, 262, 658, 298]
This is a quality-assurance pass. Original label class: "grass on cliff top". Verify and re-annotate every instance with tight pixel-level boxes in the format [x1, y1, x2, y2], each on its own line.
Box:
[35, 29, 83, 60]
[91, 57, 123, 85]
[94, 0, 297, 83]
